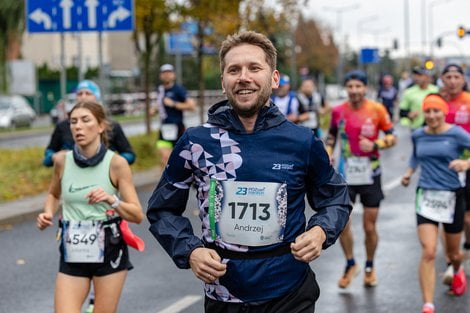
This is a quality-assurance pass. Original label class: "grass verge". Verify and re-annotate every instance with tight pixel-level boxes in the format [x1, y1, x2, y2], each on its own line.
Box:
[0, 132, 159, 202]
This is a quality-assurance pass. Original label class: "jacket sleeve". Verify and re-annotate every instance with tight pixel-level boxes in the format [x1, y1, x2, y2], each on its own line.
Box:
[305, 136, 352, 249]
[42, 124, 63, 167]
[146, 133, 203, 269]
[109, 121, 136, 165]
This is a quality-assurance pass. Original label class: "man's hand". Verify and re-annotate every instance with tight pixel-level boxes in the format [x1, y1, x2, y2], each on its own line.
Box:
[290, 226, 326, 263]
[359, 136, 375, 153]
[189, 247, 227, 283]
[163, 97, 175, 107]
[37, 212, 53, 230]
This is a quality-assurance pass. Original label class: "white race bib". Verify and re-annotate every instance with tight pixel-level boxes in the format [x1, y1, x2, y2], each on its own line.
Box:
[416, 189, 456, 224]
[208, 180, 287, 246]
[345, 157, 373, 185]
[458, 172, 466, 187]
[160, 124, 178, 141]
[63, 220, 105, 263]
[302, 112, 318, 129]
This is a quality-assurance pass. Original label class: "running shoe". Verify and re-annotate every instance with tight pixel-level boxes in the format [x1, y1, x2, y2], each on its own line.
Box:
[449, 266, 467, 296]
[442, 264, 454, 286]
[364, 267, 378, 287]
[421, 303, 434, 313]
[338, 264, 359, 288]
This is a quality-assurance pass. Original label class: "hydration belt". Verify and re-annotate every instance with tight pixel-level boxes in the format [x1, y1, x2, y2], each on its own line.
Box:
[205, 242, 291, 259]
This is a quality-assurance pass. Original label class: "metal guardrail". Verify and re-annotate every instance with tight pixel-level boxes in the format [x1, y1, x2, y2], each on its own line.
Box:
[106, 90, 227, 115]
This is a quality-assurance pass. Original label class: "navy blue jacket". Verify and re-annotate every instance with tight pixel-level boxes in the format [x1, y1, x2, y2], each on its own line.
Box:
[147, 100, 351, 303]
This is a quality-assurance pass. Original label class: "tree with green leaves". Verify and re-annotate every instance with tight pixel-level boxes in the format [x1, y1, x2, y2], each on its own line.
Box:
[181, 0, 242, 123]
[0, 1, 25, 93]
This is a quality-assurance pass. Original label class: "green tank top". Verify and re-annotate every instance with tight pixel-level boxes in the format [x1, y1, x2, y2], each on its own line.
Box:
[61, 150, 117, 221]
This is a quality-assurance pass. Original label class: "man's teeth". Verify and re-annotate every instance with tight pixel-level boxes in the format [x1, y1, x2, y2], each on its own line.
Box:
[238, 90, 254, 95]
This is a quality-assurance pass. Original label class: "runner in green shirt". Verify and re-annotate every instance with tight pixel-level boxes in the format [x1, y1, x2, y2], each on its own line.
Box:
[399, 66, 438, 129]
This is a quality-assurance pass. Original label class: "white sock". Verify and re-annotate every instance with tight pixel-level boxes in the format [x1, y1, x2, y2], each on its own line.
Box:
[423, 303, 434, 310]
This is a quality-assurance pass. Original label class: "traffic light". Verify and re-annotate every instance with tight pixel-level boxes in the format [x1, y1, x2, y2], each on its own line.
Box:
[393, 39, 399, 50]
[425, 59, 435, 70]
[436, 37, 442, 48]
[458, 26, 466, 39]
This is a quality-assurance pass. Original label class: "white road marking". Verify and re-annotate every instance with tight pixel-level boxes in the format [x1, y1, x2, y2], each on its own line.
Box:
[156, 295, 202, 313]
[383, 177, 402, 192]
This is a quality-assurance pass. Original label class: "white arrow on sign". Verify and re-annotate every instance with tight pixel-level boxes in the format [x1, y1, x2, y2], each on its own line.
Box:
[60, 0, 74, 29]
[85, 0, 99, 28]
[29, 8, 52, 30]
[107, 6, 130, 28]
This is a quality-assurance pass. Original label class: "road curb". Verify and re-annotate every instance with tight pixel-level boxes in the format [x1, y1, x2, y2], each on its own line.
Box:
[0, 167, 162, 226]
[0, 119, 147, 141]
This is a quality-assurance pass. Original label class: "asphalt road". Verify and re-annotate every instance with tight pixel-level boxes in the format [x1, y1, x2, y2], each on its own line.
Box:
[1, 125, 470, 313]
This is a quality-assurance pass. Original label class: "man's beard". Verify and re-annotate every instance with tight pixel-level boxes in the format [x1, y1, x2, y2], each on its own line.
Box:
[227, 83, 272, 118]
[349, 94, 365, 106]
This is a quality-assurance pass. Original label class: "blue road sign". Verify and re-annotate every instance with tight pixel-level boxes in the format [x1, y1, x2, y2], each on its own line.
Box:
[360, 48, 380, 64]
[166, 22, 217, 55]
[166, 32, 195, 55]
[26, 0, 134, 33]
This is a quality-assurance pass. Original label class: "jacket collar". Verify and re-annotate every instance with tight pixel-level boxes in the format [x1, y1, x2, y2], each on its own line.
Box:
[207, 100, 286, 134]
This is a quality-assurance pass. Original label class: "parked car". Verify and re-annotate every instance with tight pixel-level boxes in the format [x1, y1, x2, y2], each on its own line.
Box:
[0, 95, 36, 128]
[50, 94, 75, 125]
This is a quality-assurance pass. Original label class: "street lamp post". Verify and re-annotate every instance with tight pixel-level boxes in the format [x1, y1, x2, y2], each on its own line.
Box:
[323, 3, 360, 86]
[404, 0, 410, 69]
[429, 0, 454, 57]
[421, 0, 427, 55]
[357, 15, 379, 48]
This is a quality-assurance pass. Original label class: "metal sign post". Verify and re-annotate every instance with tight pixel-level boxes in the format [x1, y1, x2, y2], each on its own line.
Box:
[60, 33, 66, 101]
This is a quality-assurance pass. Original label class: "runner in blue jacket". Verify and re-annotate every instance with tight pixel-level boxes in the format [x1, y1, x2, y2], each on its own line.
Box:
[147, 31, 351, 313]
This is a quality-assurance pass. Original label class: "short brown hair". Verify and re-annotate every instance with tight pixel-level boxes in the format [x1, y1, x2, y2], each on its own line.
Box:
[219, 31, 277, 73]
[70, 101, 110, 146]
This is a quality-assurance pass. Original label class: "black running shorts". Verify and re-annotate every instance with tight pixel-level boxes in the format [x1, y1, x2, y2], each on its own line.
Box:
[204, 268, 320, 313]
[416, 188, 465, 234]
[348, 174, 384, 208]
[58, 220, 133, 278]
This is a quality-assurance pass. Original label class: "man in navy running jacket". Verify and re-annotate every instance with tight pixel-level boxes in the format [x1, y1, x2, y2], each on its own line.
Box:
[147, 31, 352, 313]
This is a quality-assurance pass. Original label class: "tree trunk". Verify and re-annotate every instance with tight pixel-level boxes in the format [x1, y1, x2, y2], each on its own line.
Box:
[0, 35, 8, 93]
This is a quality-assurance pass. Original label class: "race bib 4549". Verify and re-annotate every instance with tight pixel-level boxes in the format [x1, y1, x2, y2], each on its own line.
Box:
[63, 220, 105, 263]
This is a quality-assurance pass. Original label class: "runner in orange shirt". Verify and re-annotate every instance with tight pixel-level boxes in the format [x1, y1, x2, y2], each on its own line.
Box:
[326, 70, 397, 289]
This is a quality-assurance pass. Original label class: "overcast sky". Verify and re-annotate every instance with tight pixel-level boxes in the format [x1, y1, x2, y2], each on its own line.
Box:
[302, 0, 470, 58]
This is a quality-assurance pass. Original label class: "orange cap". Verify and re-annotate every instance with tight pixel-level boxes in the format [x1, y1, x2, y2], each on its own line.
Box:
[422, 94, 449, 115]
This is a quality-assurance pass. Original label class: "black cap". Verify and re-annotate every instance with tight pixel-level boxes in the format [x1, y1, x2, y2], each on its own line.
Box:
[344, 70, 367, 85]
[412, 66, 432, 76]
[442, 63, 464, 75]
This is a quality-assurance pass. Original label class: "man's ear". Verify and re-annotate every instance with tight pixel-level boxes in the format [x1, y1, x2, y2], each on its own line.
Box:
[272, 70, 280, 89]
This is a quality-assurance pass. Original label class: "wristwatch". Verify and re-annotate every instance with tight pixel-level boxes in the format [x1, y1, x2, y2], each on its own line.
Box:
[110, 195, 121, 209]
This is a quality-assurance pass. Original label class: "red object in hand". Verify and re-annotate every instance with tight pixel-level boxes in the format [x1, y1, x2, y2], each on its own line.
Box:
[120, 220, 145, 252]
